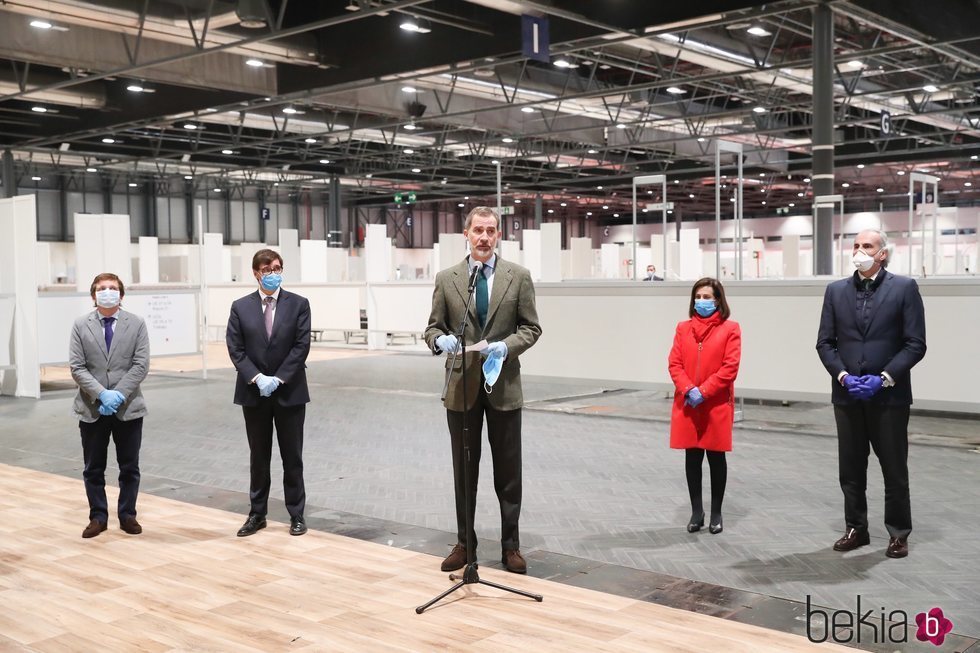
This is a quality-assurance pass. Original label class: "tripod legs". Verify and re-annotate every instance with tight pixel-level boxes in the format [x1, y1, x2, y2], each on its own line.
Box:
[416, 563, 543, 614]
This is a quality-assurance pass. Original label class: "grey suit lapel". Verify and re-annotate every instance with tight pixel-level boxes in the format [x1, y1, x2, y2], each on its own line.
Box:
[451, 261, 479, 325]
[87, 312, 109, 359]
[485, 260, 513, 327]
[863, 273, 894, 334]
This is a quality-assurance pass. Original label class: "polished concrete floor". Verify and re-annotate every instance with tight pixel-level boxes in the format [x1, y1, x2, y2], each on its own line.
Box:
[2, 347, 978, 652]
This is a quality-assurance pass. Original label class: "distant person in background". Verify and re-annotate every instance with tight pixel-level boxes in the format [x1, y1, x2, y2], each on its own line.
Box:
[643, 265, 663, 281]
[816, 229, 926, 559]
[227, 249, 312, 538]
[668, 278, 741, 535]
[69, 273, 150, 539]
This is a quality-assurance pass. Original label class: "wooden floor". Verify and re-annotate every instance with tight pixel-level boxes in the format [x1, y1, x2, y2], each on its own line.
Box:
[0, 463, 850, 652]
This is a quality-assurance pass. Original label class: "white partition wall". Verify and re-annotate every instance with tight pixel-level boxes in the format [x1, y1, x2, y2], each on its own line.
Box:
[364, 224, 391, 349]
[238, 242, 267, 282]
[498, 240, 521, 266]
[523, 230, 542, 280]
[35, 242, 52, 286]
[783, 234, 801, 277]
[74, 213, 132, 292]
[600, 243, 622, 279]
[540, 222, 562, 282]
[138, 237, 160, 284]
[650, 235, 666, 271]
[569, 238, 593, 278]
[300, 240, 328, 282]
[438, 233, 466, 271]
[278, 229, 300, 275]
[679, 228, 702, 280]
[0, 195, 40, 397]
[326, 248, 348, 282]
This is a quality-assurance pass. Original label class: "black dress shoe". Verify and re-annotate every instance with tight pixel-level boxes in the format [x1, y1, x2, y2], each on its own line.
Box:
[686, 512, 705, 533]
[709, 516, 723, 535]
[290, 516, 307, 536]
[120, 517, 142, 535]
[833, 528, 870, 551]
[82, 519, 107, 539]
[502, 549, 527, 574]
[237, 514, 267, 537]
[440, 544, 467, 572]
[885, 537, 908, 558]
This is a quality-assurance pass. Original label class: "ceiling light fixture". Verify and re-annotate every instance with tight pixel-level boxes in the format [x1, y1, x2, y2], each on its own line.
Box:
[922, 84, 939, 93]
[102, 138, 116, 144]
[753, 106, 767, 113]
[183, 123, 198, 129]
[491, 159, 500, 164]
[222, 149, 234, 155]
[86, 167, 97, 173]
[245, 58, 264, 67]
[502, 137, 514, 143]
[666, 86, 686, 94]
[553, 57, 577, 69]
[403, 123, 418, 130]
[521, 107, 535, 113]
[31, 176, 42, 181]
[897, 170, 906, 176]
[411, 167, 421, 173]
[842, 182, 850, 188]
[30, 19, 53, 29]
[514, 199, 521, 204]
[403, 148, 414, 154]
[236, 0, 269, 28]
[876, 187, 884, 193]
[857, 163, 865, 168]
[401, 86, 418, 93]
[126, 84, 145, 93]
[320, 159, 330, 164]
[747, 25, 771, 36]
[602, 204, 609, 209]
[214, 188, 222, 192]
[184, 175, 193, 180]
[282, 107, 298, 114]
[305, 137, 317, 143]
[128, 182, 138, 188]
[399, 16, 431, 33]
[587, 149, 598, 154]
[31, 106, 48, 113]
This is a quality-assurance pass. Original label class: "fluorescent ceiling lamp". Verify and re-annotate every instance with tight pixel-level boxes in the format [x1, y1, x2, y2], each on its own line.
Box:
[319, 159, 330, 164]
[128, 183, 138, 187]
[521, 107, 535, 113]
[184, 123, 198, 129]
[86, 167, 97, 172]
[411, 167, 421, 173]
[221, 149, 234, 154]
[857, 163, 865, 168]
[847, 60, 863, 68]
[31, 106, 48, 113]
[876, 187, 884, 192]
[403, 123, 418, 130]
[32, 176, 42, 181]
[897, 170, 906, 175]
[616, 123, 627, 129]
[305, 138, 317, 143]
[752, 106, 767, 113]
[922, 84, 939, 93]
[184, 175, 193, 180]
[30, 19, 52, 29]
[401, 86, 418, 93]
[102, 138, 116, 143]
[747, 25, 771, 36]
[214, 188, 222, 192]
[282, 107, 298, 114]
[842, 182, 850, 187]
[666, 87, 686, 94]
[553, 58, 577, 68]
[587, 149, 598, 154]
[514, 199, 521, 203]
[502, 137, 514, 143]
[403, 148, 415, 154]
[399, 16, 430, 33]
[245, 58, 264, 67]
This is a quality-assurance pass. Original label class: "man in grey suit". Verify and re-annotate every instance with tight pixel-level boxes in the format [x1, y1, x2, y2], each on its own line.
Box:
[816, 229, 926, 559]
[425, 206, 542, 574]
[69, 272, 150, 538]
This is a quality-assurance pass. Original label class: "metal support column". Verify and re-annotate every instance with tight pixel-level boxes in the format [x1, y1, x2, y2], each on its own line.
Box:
[2, 149, 15, 198]
[58, 175, 69, 240]
[328, 176, 342, 247]
[257, 188, 267, 243]
[533, 193, 542, 228]
[812, 2, 835, 274]
[184, 180, 194, 242]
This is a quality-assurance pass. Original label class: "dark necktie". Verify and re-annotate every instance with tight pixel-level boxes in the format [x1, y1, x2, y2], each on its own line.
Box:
[862, 278, 873, 291]
[264, 296, 275, 338]
[476, 267, 489, 328]
[103, 317, 115, 352]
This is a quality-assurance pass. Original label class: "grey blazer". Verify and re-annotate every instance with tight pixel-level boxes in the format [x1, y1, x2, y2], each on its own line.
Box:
[69, 309, 150, 423]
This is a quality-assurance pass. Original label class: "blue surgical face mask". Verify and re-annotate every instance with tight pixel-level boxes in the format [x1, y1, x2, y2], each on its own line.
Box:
[260, 272, 282, 292]
[694, 299, 717, 317]
[483, 353, 503, 393]
[95, 289, 120, 308]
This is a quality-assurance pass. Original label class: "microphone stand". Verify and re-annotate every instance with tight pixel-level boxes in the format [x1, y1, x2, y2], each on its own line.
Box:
[416, 261, 543, 614]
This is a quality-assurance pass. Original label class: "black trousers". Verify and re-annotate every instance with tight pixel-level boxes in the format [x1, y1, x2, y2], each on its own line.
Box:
[834, 403, 912, 539]
[79, 416, 143, 522]
[242, 401, 306, 519]
[446, 385, 522, 552]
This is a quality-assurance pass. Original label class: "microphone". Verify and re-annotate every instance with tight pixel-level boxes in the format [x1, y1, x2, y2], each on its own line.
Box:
[468, 260, 483, 292]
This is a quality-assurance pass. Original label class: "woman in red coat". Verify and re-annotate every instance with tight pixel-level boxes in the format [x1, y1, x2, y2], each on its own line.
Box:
[668, 277, 741, 534]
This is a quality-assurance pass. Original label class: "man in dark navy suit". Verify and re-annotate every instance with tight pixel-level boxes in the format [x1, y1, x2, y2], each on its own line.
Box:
[227, 249, 312, 537]
[816, 229, 926, 559]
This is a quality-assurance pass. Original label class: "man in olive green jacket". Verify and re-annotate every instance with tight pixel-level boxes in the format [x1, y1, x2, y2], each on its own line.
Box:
[425, 207, 542, 574]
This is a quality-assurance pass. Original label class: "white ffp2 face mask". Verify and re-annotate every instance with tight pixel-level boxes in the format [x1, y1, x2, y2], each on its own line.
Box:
[852, 250, 877, 272]
[95, 289, 120, 308]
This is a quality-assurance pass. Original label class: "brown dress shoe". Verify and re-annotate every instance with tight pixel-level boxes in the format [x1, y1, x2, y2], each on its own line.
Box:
[502, 549, 527, 574]
[440, 544, 467, 572]
[82, 519, 107, 539]
[886, 537, 909, 558]
[833, 528, 870, 552]
[120, 517, 142, 535]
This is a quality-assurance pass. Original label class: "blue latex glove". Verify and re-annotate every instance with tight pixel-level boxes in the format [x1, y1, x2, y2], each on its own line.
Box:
[435, 334, 459, 354]
[858, 374, 884, 396]
[98, 389, 116, 407]
[107, 390, 125, 409]
[255, 374, 279, 397]
[685, 387, 704, 407]
[482, 341, 508, 360]
[842, 374, 862, 392]
[98, 402, 117, 416]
